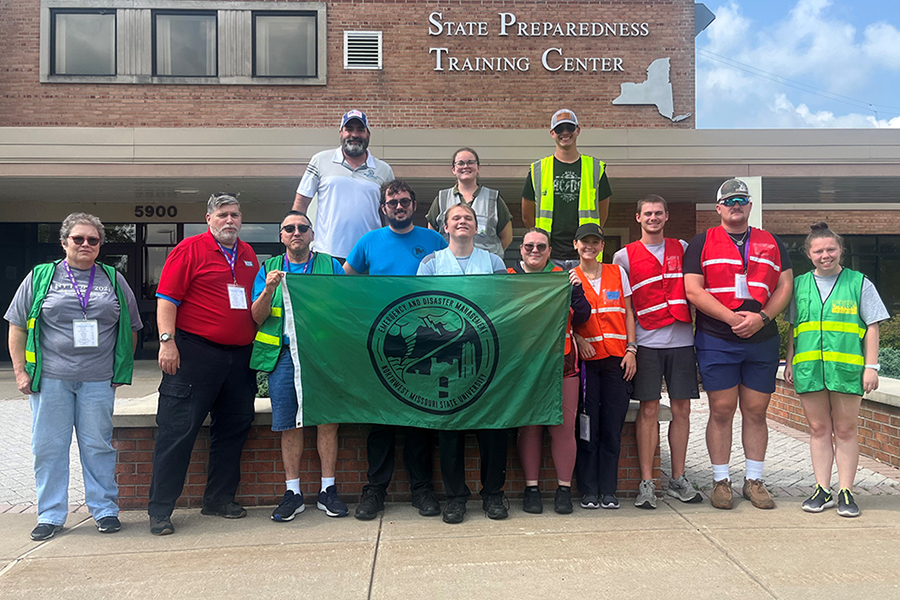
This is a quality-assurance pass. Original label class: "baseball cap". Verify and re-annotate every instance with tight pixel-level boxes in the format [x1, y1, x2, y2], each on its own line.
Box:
[716, 178, 751, 202]
[550, 109, 578, 130]
[341, 109, 369, 129]
[574, 223, 604, 241]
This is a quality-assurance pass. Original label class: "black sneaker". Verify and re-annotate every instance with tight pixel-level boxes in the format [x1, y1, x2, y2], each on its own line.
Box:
[354, 488, 384, 521]
[317, 486, 349, 518]
[837, 488, 860, 518]
[523, 486, 543, 514]
[483, 492, 509, 520]
[411, 490, 441, 517]
[96, 516, 121, 533]
[801, 485, 835, 513]
[201, 501, 247, 519]
[601, 494, 620, 509]
[442, 499, 467, 524]
[272, 490, 306, 522]
[149, 516, 174, 536]
[30, 523, 63, 541]
[580, 493, 600, 509]
[554, 486, 573, 514]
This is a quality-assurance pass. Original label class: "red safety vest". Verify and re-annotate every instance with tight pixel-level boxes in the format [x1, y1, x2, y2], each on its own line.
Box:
[574, 265, 628, 360]
[625, 239, 691, 330]
[700, 226, 781, 309]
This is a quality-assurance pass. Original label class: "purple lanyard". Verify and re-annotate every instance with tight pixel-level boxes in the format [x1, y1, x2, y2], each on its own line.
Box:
[284, 253, 314, 275]
[217, 241, 238, 283]
[62, 261, 96, 319]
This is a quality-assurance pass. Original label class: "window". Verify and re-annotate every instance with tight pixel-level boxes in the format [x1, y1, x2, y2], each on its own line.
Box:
[51, 10, 116, 75]
[154, 11, 217, 77]
[254, 12, 317, 77]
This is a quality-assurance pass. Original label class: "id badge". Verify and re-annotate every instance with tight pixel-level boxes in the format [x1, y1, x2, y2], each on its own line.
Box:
[228, 284, 248, 310]
[579, 413, 591, 442]
[734, 273, 753, 300]
[73, 319, 99, 348]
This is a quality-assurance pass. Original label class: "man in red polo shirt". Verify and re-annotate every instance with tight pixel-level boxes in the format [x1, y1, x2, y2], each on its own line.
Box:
[148, 193, 260, 536]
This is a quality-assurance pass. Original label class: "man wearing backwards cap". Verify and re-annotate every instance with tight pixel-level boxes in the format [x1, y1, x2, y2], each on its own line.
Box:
[292, 110, 395, 261]
[522, 109, 611, 269]
[683, 178, 793, 511]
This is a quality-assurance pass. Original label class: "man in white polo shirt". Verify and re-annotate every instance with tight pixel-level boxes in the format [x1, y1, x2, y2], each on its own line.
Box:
[292, 110, 395, 260]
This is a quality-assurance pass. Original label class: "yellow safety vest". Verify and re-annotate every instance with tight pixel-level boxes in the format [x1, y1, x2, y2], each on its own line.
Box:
[530, 155, 605, 232]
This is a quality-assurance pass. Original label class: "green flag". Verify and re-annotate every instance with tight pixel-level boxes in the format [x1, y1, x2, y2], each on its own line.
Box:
[281, 273, 570, 430]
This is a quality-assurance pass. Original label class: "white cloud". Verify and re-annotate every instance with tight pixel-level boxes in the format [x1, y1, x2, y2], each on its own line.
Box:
[770, 94, 900, 128]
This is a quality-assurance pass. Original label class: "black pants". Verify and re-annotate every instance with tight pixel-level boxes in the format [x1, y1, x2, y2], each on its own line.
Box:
[148, 330, 256, 517]
[439, 429, 508, 502]
[363, 425, 434, 499]
[576, 356, 633, 496]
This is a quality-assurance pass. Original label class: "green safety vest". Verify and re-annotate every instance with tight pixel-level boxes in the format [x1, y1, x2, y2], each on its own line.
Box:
[530, 155, 604, 233]
[792, 269, 867, 395]
[25, 260, 134, 392]
[250, 252, 335, 372]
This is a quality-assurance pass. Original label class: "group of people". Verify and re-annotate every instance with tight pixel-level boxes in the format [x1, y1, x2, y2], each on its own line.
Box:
[6, 108, 888, 542]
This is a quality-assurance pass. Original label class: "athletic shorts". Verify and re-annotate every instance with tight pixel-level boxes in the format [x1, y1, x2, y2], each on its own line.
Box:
[695, 330, 780, 394]
[631, 345, 700, 401]
[267, 349, 301, 432]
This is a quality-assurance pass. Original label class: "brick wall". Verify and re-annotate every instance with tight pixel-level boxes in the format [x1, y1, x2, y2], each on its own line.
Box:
[114, 421, 657, 509]
[0, 0, 695, 128]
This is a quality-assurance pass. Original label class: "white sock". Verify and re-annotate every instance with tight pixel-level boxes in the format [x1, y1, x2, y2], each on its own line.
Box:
[745, 459, 764, 481]
[321, 477, 335, 492]
[712, 464, 730, 482]
[286, 478, 301, 495]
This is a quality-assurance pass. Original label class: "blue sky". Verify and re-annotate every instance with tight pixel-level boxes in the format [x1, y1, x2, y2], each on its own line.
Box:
[696, 0, 900, 127]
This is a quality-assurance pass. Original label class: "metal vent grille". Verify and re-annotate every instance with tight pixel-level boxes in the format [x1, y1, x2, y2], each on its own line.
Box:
[344, 31, 382, 70]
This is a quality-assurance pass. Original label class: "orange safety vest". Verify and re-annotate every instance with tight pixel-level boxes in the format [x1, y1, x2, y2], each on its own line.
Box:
[625, 239, 691, 330]
[574, 264, 628, 360]
[700, 226, 781, 309]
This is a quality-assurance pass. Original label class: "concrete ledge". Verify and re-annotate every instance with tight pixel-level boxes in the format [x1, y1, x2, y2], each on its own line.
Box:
[776, 367, 900, 409]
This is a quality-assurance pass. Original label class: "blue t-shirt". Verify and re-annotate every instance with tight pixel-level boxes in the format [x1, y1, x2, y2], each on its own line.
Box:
[346, 226, 448, 276]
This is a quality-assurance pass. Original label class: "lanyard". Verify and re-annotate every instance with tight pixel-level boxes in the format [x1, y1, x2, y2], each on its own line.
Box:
[217, 241, 238, 283]
[284, 253, 314, 275]
[62, 261, 96, 319]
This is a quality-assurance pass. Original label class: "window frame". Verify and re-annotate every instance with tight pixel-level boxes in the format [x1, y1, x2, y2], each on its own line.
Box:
[49, 7, 118, 77]
[251, 10, 319, 79]
[151, 9, 219, 78]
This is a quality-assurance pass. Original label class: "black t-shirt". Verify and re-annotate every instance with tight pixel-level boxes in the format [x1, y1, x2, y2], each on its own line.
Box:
[683, 228, 792, 343]
[522, 157, 612, 260]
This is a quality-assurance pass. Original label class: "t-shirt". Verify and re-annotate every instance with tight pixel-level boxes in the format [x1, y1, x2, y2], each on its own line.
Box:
[683, 228, 792, 343]
[612, 240, 695, 349]
[786, 271, 889, 326]
[522, 157, 612, 261]
[5, 262, 142, 381]
[346, 226, 447, 276]
[296, 148, 395, 259]
[416, 251, 508, 275]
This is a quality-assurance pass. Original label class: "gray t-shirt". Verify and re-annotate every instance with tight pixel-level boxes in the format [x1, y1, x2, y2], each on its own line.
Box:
[5, 263, 143, 381]
[613, 240, 695, 349]
[787, 271, 889, 326]
[416, 252, 507, 275]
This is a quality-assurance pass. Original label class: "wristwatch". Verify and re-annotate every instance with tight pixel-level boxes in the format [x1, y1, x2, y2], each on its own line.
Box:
[759, 311, 771, 325]
[159, 332, 174, 343]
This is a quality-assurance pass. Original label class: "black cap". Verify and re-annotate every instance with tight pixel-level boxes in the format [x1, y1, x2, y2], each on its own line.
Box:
[574, 223, 604, 241]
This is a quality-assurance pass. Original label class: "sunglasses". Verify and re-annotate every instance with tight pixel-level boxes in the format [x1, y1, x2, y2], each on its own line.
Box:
[281, 224, 311, 234]
[718, 197, 750, 207]
[454, 160, 478, 168]
[384, 198, 413, 209]
[522, 243, 548, 253]
[554, 123, 577, 134]
[69, 236, 100, 247]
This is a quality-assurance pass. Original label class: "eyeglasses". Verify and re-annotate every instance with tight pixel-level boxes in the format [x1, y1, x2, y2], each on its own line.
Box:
[718, 197, 750, 207]
[553, 123, 577, 134]
[384, 198, 413, 209]
[522, 243, 548, 253]
[69, 236, 100, 247]
[281, 224, 311, 234]
[454, 160, 478, 168]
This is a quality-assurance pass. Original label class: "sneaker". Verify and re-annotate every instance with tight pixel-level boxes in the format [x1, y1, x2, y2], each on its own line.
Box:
[271, 490, 306, 522]
[710, 479, 734, 510]
[442, 499, 467, 524]
[554, 486, 573, 514]
[354, 488, 384, 521]
[837, 488, 860, 518]
[601, 494, 620, 509]
[149, 516, 174, 536]
[742, 478, 775, 510]
[96, 516, 121, 533]
[580, 493, 600, 509]
[801, 485, 835, 513]
[483, 493, 509, 520]
[317, 486, 349, 518]
[667, 474, 703, 503]
[523, 486, 543, 514]
[30, 523, 63, 541]
[201, 500, 247, 519]
[411, 490, 441, 517]
[635, 480, 657, 509]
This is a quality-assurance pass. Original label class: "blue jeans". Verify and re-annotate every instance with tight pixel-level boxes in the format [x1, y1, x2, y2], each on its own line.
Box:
[31, 378, 118, 525]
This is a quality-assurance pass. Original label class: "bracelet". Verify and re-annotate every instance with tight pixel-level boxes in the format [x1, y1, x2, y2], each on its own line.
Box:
[626, 342, 638, 349]
[865, 364, 881, 372]
[626, 347, 637, 355]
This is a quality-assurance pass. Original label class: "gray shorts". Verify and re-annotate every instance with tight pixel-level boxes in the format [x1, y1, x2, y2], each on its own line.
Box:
[632, 345, 700, 401]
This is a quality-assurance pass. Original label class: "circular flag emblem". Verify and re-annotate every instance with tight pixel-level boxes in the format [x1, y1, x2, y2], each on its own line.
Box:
[367, 292, 499, 414]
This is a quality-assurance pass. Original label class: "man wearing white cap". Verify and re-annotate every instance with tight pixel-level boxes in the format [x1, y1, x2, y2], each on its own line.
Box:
[293, 110, 395, 261]
[522, 109, 611, 269]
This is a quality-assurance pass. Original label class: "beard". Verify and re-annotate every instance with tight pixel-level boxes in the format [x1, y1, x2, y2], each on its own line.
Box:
[210, 224, 239, 246]
[341, 136, 369, 157]
[387, 214, 413, 229]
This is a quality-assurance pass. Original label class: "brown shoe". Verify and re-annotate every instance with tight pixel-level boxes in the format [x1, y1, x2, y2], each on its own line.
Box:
[742, 478, 775, 509]
[710, 479, 734, 510]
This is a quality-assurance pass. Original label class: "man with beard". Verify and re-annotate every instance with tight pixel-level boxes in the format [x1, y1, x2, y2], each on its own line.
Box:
[292, 110, 395, 261]
[148, 193, 259, 535]
[344, 180, 447, 520]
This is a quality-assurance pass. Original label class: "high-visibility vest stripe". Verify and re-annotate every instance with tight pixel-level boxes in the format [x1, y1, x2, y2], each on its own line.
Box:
[794, 320, 866, 338]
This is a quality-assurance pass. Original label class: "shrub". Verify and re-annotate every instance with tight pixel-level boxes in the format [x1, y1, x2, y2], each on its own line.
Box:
[256, 371, 269, 398]
[879, 316, 900, 350]
[879, 347, 900, 380]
